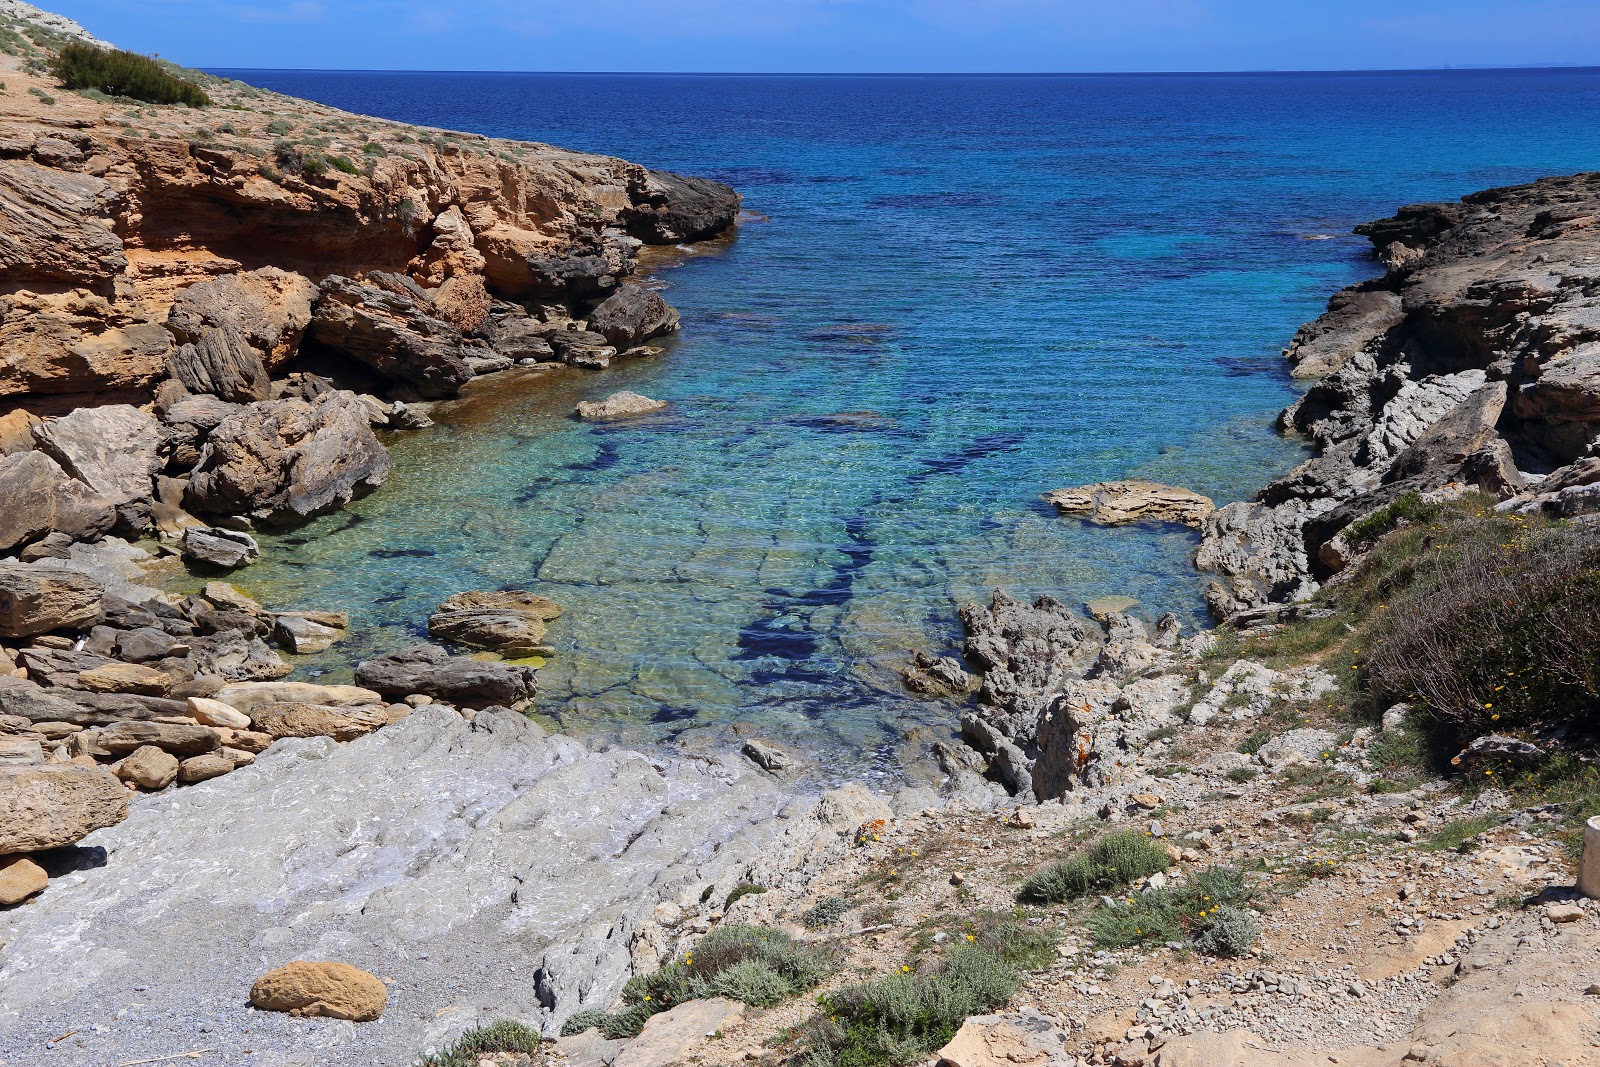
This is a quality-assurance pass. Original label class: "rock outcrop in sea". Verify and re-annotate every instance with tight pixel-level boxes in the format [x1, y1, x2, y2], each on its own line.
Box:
[1194, 172, 1600, 619]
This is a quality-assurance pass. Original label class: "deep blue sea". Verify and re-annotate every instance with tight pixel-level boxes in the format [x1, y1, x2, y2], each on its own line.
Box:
[211, 69, 1600, 771]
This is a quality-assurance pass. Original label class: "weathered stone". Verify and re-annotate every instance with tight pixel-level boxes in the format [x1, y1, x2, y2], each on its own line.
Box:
[272, 613, 343, 654]
[250, 961, 387, 1021]
[75, 661, 171, 696]
[0, 677, 93, 723]
[250, 702, 386, 742]
[0, 737, 43, 766]
[623, 168, 742, 244]
[0, 450, 116, 553]
[1044, 481, 1215, 527]
[354, 643, 537, 707]
[0, 854, 47, 905]
[426, 590, 561, 655]
[0, 563, 104, 638]
[0, 762, 127, 852]
[574, 390, 668, 422]
[742, 738, 792, 772]
[0, 289, 172, 399]
[1284, 288, 1405, 379]
[116, 627, 180, 663]
[308, 274, 478, 398]
[584, 285, 680, 349]
[115, 744, 179, 790]
[167, 324, 270, 404]
[97, 721, 220, 757]
[181, 526, 261, 571]
[184, 695, 252, 729]
[0, 160, 126, 288]
[178, 752, 234, 783]
[935, 1014, 1052, 1067]
[32, 405, 164, 532]
[211, 681, 383, 715]
[613, 997, 745, 1067]
[0, 408, 41, 455]
[185, 391, 394, 526]
[167, 267, 317, 370]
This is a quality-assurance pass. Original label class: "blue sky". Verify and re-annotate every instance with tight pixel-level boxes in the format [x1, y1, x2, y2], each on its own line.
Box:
[47, 1, 1600, 73]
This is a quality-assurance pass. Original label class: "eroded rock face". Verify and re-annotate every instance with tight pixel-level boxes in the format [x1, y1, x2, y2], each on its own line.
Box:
[307, 274, 480, 398]
[167, 267, 318, 371]
[166, 324, 271, 404]
[0, 762, 127, 853]
[624, 169, 743, 243]
[185, 391, 394, 526]
[0, 159, 126, 286]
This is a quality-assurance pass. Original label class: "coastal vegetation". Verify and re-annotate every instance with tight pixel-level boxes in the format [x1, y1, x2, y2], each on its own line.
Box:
[48, 42, 210, 106]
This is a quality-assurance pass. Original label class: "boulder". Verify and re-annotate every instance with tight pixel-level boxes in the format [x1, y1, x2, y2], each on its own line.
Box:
[0, 854, 47, 905]
[307, 274, 478, 398]
[97, 721, 221, 757]
[167, 267, 317, 370]
[32, 405, 164, 532]
[0, 762, 127, 853]
[624, 168, 742, 244]
[185, 391, 394, 526]
[0, 737, 43, 766]
[250, 702, 386, 742]
[426, 589, 562, 655]
[75, 662, 172, 696]
[185, 696, 252, 729]
[0, 408, 41, 455]
[178, 752, 234, 783]
[0, 563, 104, 638]
[0, 677, 95, 723]
[354, 643, 537, 707]
[211, 681, 382, 715]
[166, 324, 271, 404]
[575, 390, 668, 422]
[114, 744, 179, 790]
[249, 961, 387, 1021]
[547, 328, 617, 368]
[1044, 481, 1216, 527]
[1513, 344, 1600, 422]
[486, 312, 556, 361]
[0, 450, 116, 553]
[584, 285, 680, 349]
[272, 613, 343, 654]
[181, 526, 260, 571]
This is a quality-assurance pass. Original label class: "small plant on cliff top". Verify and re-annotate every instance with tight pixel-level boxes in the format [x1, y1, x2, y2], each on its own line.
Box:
[49, 42, 210, 107]
[1017, 830, 1169, 904]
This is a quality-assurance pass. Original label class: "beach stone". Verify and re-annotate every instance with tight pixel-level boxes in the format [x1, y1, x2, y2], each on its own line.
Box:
[185, 696, 252, 729]
[427, 589, 561, 654]
[115, 745, 179, 790]
[0, 855, 47, 905]
[0, 563, 104, 638]
[354, 643, 537, 707]
[250, 703, 386, 742]
[1044, 480, 1216, 527]
[211, 681, 382, 715]
[0, 762, 127, 852]
[0, 450, 116, 553]
[0, 737, 43, 766]
[273, 613, 344, 654]
[179, 752, 234, 783]
[75, 662, 171, 696]
[116, 626, 180, 662]
[249, 961, 387, 1021]
[574, 390, 668, 422]
[181, 526, 261, 570]
[97, 721, 221, 757]
[614, 997, 745, 1067]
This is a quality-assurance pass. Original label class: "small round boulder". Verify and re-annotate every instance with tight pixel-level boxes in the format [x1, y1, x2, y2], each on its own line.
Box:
[250, 960, 387, 1021]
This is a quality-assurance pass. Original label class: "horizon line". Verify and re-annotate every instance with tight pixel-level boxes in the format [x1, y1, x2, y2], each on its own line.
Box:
[202, 63, 1600, 78]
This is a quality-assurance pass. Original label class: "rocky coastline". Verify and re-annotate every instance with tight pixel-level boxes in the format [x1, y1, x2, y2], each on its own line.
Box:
[1, 5, 1599, 1065]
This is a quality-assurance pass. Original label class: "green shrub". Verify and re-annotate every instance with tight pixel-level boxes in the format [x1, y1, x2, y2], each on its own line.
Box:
[971, 916, 1057, 970]
[1086, 865, 1255, 955]
[560, 924, 829, 1039]
[1346, 491, 1444, 546]
[48, 42, 209, 106]
[805, 947, 1021, 1067]
[326, 153, 359, 175]
[1238, 729, 1271, 755]
[803, 896, 853, 929]
[1191, 904, 1260, 957]
[420, 1020, 543, 1067]
[1017, 831, 1169, 904]
[725, 883, 768, 911]
[1364, 516, 1600, 739]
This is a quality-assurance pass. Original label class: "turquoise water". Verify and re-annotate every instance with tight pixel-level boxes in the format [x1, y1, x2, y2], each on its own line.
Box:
[215, 69, 1600, 767]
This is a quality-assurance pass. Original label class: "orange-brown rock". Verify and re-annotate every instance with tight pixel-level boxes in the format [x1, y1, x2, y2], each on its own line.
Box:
[0, 854, 48, 905]
[249, 961, 387, 1021]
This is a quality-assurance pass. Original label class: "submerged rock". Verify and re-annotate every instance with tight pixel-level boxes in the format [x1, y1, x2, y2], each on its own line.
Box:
[1043, 480, 1216, 528]
[427, 590, 561, 655]
[574, 390, 668, 422]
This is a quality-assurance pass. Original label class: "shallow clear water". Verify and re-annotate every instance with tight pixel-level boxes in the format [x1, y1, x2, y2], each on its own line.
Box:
[212, 69, 1600, 766]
